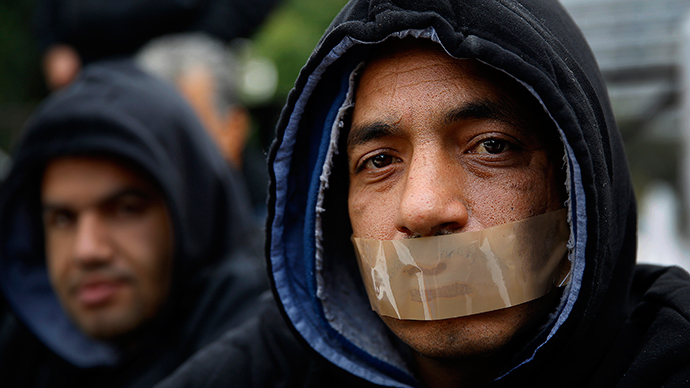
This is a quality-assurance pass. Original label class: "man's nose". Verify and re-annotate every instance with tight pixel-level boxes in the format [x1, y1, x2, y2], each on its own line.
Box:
[73, 213, 113, 265]
[395, 154, 468, 237]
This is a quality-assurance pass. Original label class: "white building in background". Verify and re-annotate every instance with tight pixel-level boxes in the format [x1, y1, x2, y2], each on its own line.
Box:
[560, 0, 690, 271]
[637, 181, 690, 273]
[680, 11, 690, 272]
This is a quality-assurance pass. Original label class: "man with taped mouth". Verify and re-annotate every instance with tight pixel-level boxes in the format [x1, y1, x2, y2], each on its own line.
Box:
[0, 59, 267, 387]
[156, 0, 690, 387]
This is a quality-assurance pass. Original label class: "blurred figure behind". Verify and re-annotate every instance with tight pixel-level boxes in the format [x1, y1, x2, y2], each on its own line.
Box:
[138, 33, 269, 220]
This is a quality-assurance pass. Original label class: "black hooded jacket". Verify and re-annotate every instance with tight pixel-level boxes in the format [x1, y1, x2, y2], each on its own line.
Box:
[0, 59, 267, 387]
[156, 0, 690, 387]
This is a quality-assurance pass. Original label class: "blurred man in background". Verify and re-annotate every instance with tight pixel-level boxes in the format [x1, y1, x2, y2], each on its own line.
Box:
[137, 33, 269, 219]
[0, 59, 266, 387]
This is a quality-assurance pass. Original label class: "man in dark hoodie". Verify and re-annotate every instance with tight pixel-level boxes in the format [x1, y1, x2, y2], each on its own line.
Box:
[0, 59, 267, 387]
[156, 0, 690, 387]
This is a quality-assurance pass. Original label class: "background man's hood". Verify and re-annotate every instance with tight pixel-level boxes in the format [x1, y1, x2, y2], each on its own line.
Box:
[267, 0, 635, 386]
[0, 59, 264, 368]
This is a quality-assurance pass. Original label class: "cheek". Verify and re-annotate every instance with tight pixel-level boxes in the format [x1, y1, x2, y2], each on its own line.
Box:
[516, 158, 563, 213]
[44, 232, 71, 285]
[348, 189, 372, 237]
[348, 186, 398, 239]
[465, 163, 559, 225]
[120, 214, 173, 288]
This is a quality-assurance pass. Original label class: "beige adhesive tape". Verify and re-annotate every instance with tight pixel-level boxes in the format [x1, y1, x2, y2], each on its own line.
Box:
[352, 209, 570, 320]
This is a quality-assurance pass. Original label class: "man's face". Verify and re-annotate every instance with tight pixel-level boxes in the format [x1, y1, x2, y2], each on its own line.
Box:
[42, 156, 173, 341]
[175, 65, 249, 168]
[347, 44, 564, 361]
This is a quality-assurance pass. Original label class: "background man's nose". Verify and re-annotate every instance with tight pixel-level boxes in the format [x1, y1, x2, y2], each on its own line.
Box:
[73, 213, 113, 265]
[396, 158, 469, 237]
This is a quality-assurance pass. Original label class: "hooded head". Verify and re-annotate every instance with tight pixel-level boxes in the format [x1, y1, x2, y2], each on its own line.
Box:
[267, 0, 635, 386]
[0, 59, 261, 368]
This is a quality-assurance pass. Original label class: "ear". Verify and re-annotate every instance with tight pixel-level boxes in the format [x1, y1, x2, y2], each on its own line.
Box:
[175, 66, 222, 139]
[43, 44, 82, 90]
[218, 107, 250, 168]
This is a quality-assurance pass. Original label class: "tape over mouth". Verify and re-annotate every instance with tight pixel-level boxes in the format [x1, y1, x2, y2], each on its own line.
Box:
[351, 209, 571, 321]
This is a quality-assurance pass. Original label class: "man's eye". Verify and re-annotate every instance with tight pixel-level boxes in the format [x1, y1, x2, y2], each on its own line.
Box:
[477, 138, 509, 154]
[366, 154, 396, 169]
[105, 196, 150, 220]
[114, 201, 147, 218]
[46, 211, 76, 229]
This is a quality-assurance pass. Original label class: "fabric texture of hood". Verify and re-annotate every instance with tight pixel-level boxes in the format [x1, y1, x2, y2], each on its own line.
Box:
[267, 0, 640, 386]
[0, 59, 266, 377]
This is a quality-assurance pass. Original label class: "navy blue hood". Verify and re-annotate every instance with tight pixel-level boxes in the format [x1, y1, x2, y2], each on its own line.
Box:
[267, 0, 635, 386]
[0, 59, 264, 370]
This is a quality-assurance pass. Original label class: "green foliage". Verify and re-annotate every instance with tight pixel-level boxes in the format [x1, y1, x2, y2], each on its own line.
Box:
[0, 0, 349, 151]
[0, 0, 46, 152]
[0, 0, 44, 104]
[251, 0, 348, 101]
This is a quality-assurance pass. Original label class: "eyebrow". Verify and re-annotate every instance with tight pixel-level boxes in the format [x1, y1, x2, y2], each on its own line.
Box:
[347, 121, 404, 151]
[42, 188, 155, 214]
[444, 99, 520, 128]
[347, 98, 522, 152]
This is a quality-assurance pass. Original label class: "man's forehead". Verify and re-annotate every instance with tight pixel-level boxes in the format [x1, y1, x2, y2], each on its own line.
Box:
[41, 155, 160, 203]
[356, 38, 530, 96]
[352, 45, 508, 119]
[360, 44, 475, 86]
[354, 46, 516, 113]
[349, 40, 555, 144]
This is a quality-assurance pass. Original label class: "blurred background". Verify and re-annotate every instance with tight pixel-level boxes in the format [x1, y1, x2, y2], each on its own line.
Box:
[1, 0, 690, 270]
[561, 0, 690, 271]
[0, 0, 349, 175]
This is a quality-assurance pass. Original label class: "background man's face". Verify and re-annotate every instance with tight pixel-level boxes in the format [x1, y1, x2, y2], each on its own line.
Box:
[347, 44, 564, 361]
[175, 64, 249, 169]
[42, 156, 173, 341]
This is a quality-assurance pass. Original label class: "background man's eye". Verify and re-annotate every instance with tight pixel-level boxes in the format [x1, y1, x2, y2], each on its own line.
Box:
[46, 211, 76, 229]
[370, 154, 394, 168]
[481, 139, 507, 154]
[112, 200, 147, 219]
[118, 203, 143, 216]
